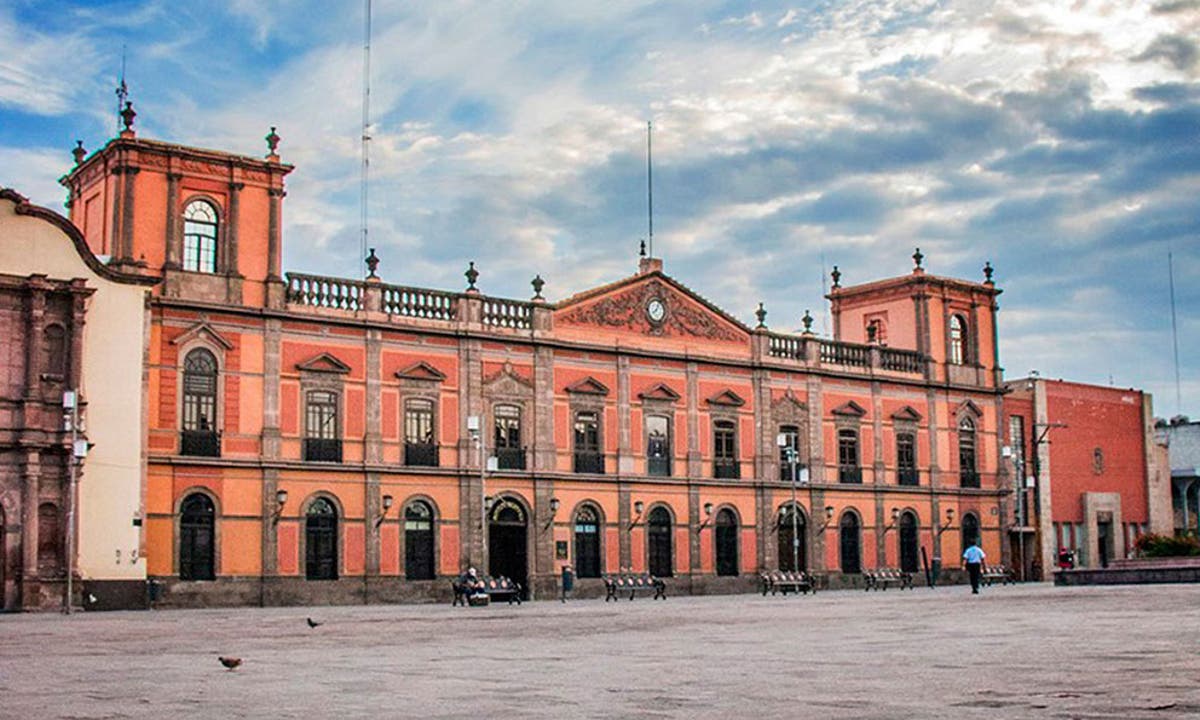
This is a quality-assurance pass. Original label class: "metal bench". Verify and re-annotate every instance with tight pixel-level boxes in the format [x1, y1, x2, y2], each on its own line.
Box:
[603, 573, 666, 601]
[864, 568, 914, 591]
[982, 564, 1015, 587]
[759, 570, 816, 596]
[451, 575, 523, 606]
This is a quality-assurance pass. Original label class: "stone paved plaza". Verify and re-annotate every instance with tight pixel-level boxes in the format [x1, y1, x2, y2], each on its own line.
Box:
[1, 582, 1198, 719]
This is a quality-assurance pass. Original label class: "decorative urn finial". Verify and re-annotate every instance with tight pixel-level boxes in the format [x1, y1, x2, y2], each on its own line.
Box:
[465, 261, 479, 291]
[913, 247, 923, 270]
[531, 274, 545, 301]
[72, 140, 86, 166]
[983, 261, 994, 284]
[365, 247, 379, 279]
[265, 126, 280, 158]
[802, 309, 814, 334]
[755, 302, 767, 329]
[120, 101, 136, 133]
[639, 239, 646, 257]
[831, 265, 841, 290]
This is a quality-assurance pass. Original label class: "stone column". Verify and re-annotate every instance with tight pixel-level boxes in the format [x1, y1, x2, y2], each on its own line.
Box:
[618, 482, 632, 569]
[20, 452, 40, 610]
[121, 167, 139, 263]
[226, 182, 243, 277]
[266, 189, 283, 280]
[164, 173, 181, 269]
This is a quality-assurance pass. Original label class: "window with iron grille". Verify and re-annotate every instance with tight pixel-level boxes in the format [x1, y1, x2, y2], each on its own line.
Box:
[573, 411, 603, 474]
[304, 391, 341, 462]
[404, 398, 438, 466]
[493, 404, 524, 470]
[713, 419, 739, 479]
[838, 428, 861, 483]
[181, 348, 220, 457]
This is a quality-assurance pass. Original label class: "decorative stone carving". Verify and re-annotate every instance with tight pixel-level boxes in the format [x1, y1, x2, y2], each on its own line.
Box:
[169, 321, 234, 350]
[296, 352, 351, 374]
[706, 389, 745, 407]
[558, 279, 744, 342]
[831, 400, 867, 417]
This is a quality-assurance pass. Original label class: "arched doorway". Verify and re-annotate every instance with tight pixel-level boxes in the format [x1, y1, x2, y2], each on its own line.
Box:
[961, 513, 980, 552]
[777, 504, 807, 572]
[305, 498, 338, 580]
[404, 501, 435, 580]
[647, 506, 673, 577]
[715, 508, 739, 576]
[840, 512, 861, 574]
[488, 498, 528, 596]
[899, 511, 919, 573]
[573, 505, 601, 578]
[179, 493, 216, 581]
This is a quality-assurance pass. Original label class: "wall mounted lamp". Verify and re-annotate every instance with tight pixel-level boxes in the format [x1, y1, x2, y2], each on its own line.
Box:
[628, 500, 645, 530]
[544, 497, 560, 529]
[271, 488, 288, 526]
[697, 502, 715, 531]
[883, 507, 900, 534]
[374, 494, 394, 529]
[937, 507, 955, 538]
[817, 505, 835, 532]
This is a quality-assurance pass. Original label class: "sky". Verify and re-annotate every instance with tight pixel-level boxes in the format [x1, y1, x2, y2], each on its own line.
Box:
[1, 0, 1197, 417]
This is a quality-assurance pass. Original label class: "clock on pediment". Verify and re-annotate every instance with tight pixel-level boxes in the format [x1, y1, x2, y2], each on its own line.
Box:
[646, 296, 667, 326]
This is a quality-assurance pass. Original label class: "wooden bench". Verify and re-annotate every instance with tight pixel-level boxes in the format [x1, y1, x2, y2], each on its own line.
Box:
[451, 575, 523, 606]
[603, 573, 666, 601]
[759, 571, 816, 596]
[982, 564, 1015, 587]
[864, 568, 914, 591]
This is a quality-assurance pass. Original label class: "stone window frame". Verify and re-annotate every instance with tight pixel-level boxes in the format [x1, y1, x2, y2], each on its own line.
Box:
[298, 354, 350, 461]
[483, 364, 535, 468]
[396, 362, 446, 465]
[570, 500, 605, 578]
[174, 487, 220, 580]
[954, 401, 982, 488]
[171, 323, 233, 446]
[567, 377, 609, 474]
[180, 347, 220, 434]
[400, 494, 439, 581]
[181, 196, 223, 274]
[299, 492, 344, 580]
[706, 390, 745, 478]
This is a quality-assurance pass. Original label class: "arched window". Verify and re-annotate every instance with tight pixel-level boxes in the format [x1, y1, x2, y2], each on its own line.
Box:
[778, 504, 807, 572]
[573, 505, 601, 578]
[961, 512, 980, 552]
[493, 404, 524, 470]
[179, 493, 215, 581]
[183, 200, 219, 273]
[713, 420, 739, 479]
[646, 415, 671, 477]
[404, 398, 437, 466]
[839, 512, 861, 574]
[37, 503, 61, 576]
[949, 314, 968, 365]
[404, 501, 434, 580]
[715, 508, 739, 576]
[899, 511, 919, 573]
[573, 411, 602, 474]
[304, 391, 341, 462]
[648, 506, 673, 577]
[838, 428, 861, 483]
[181, 348, 219, 456]
[42, 324, 67, 379]
[959, 417, 978, 488]
[305, 498, 338, 580]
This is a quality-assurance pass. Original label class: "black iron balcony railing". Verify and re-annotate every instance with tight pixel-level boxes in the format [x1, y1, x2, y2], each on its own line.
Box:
[898, 468, 920, 486]
[180, 430, 220, 457]
[960, 470, 980, 489]
[839, 465, 862, 484]
[495, 446, 526, 471]
[304, 438, 342, 463]
[648, 456, 671, 477]
[574, 451, 604, 474]
[713, 458, 740, 479]
[404, 442, 439, 467]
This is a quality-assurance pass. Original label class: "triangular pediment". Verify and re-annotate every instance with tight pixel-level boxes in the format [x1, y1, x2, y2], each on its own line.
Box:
[892, 405, 922, 422]
[395, 361, 446, 382]
[772, 391, 807, 412]
[832, 400, 867, 417]
[296, 352, 351, 374]
[554, 272, 750, 344]
[170, 321, 234, 350]
[706, 389, 745, 407]
[955, 399, 983, 418]
[566, 376, 610, 396]
[484, 363, 534, 396]
[638, 383, 681, 402]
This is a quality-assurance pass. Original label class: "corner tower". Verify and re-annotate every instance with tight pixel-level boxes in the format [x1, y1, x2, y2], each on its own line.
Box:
[59, 104, 293, 307]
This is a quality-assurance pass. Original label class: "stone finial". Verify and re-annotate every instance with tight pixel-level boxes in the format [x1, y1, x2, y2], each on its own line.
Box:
[465, 261, 479, 292]
[802, 309, 814, 334]
[639, 239, 646, 257]
[755, 302, 767, 329]
[831, 265, 841, 290]
[531, 274, 545, 301]
[913, 247, 924, 270]
[72, 140, 86, 166]
[983, 261, 994, 284]
[120, 101, 136, 134]
[265, 126, 281, 158]
[365, 247, 379, 279]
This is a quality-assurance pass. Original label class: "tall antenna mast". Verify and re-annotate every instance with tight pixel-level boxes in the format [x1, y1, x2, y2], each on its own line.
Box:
[647, 120, 653, 259]
[1169, 246, 1182, 413]
[360, 0, 372, 278]
[115, 44, 128, 133]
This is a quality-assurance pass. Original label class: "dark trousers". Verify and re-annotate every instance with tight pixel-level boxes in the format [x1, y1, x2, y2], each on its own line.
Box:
[967, 562, 982, 593]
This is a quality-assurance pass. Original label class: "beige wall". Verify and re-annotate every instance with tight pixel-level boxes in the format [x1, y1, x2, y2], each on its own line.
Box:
[0, 196, 150, 582]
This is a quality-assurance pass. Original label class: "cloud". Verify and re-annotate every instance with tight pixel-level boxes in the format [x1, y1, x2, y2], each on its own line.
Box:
[1133, 34, 1199, 71]
[0, 9, 101, 115]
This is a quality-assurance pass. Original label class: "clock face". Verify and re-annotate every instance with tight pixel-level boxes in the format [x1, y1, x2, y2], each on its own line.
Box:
[646, 297, 666, 324]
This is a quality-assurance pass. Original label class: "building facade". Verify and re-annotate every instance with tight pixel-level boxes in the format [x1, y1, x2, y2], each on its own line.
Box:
[1004, 377, 1171, 577]
[16, 110, 1018, 608]
[1159, 417, 1200, 536]
[0, 189, 154, 611]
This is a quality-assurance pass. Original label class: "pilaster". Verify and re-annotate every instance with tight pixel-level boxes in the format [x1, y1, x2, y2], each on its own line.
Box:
[617, 356, 632, 474]
[686, 362, 700, 478]
[261, 319, 282, 459]
[364, 328, 382, 463]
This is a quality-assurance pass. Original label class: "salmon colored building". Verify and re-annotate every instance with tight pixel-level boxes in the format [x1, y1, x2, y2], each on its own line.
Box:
[41, 109, 1017, 607]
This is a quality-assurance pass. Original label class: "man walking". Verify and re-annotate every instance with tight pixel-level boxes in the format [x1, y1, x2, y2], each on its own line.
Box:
[963, 541, 986, 594]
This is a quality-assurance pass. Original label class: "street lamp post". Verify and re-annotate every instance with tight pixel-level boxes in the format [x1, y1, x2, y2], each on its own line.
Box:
[777, 433, 807, 572]
[467, 415, 486, 570]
